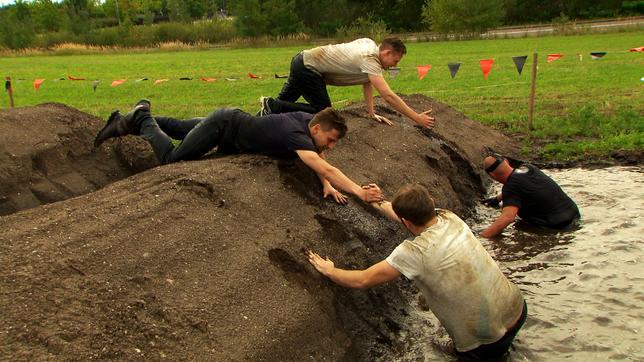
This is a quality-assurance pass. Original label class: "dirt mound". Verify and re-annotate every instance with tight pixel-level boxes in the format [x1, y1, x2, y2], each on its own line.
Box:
[0, 95, 519, 361]
[0, 103, 158, 215]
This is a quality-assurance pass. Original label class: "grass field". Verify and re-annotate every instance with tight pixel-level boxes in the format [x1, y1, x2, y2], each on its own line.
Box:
[1, 31, 642, 161]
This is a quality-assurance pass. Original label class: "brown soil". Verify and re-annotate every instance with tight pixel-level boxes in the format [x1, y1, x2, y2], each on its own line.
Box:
[0, 95, 520, 361]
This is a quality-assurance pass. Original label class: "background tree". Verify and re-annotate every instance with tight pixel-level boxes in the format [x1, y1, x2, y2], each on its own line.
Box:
[64, 0, 93, 35]
[422, 0, 505, 34]
[33, 0, 65, 33]
[0, 1, 36, 49]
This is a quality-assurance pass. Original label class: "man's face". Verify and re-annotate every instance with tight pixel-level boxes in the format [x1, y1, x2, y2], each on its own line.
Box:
[311, 126, 341, 152]
[380, 49, 403, 70]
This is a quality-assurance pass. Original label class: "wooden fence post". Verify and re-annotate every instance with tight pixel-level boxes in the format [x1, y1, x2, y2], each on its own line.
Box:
[528, 53, 538, 131]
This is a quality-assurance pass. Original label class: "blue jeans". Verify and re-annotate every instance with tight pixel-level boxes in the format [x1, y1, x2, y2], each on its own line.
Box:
[138, 108, 237, 164]
[270, 52, 331, 114]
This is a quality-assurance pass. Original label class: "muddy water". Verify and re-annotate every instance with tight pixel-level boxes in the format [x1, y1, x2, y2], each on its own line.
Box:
[394, 166, 643, 361]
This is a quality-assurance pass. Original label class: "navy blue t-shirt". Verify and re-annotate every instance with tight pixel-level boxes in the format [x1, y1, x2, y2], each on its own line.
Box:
[225, 111, 319, 159]
[502, 164, 580, 228]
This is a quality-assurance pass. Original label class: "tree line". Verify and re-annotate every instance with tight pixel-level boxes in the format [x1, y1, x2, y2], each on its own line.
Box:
[1, 0, 642, 49]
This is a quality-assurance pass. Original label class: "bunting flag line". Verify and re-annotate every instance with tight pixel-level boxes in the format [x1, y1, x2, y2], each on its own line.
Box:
[154, 79, 169, 85]
[547, 54, 563, 63]
[201, 77, 217, 82]
[416, 65, 431, 80]
[111, 79, 126, 87]
[512, 56, 527, 75]
[248, 73, 260, 79]
[179, 77, 192, 80]
[92, 79, 100, 92]
[479, 59, 494, 79]
[135, 78, 148, 82]
[629, 46, 643, 52]
[34, 78, 45, 91]
[590, 52, 607, 60]
[68, 75, 85, 80]
[448, 63, 461, 79]
[225, 78, 238, 81]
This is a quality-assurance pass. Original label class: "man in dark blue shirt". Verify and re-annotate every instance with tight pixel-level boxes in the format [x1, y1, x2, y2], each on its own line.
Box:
[480, 155, 580, 238]
[94, 100, 382, 204]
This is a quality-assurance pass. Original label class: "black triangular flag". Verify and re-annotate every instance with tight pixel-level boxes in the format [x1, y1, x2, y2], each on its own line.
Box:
[512, 55, 528, 75]
[448, 63, 461, 79]
[590, 52, 606, 60]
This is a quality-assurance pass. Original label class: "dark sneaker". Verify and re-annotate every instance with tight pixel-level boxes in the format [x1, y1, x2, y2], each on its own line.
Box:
[258, 96, 272, 116]
[134, 99, 151, 110]
[93, 100, 152, 148]
[94, 110, 126, 147]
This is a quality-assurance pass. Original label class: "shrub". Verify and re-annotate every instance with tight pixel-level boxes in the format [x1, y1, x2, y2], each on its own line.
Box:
[336, 14, 389, 42]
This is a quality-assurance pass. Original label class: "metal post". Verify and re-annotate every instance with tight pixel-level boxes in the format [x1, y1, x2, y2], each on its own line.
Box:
[528, 53, 537, 131]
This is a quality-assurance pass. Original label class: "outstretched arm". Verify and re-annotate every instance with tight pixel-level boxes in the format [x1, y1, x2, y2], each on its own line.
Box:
[296, 150, 383, 203]
[316, 153, 348, 204]
[480, 205, 519, 238]
[368, 74, 435, 128]
[307, 251, 401, 289]
[363, 83, 393, 126]
[370, 200, 402, 224]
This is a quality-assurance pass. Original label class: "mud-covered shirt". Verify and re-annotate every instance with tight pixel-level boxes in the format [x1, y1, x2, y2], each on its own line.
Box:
[385, 210, 525, 352]
[502, 164, 580, 228]
[302, 38, 383, 86]
[224, 110, 318, 159]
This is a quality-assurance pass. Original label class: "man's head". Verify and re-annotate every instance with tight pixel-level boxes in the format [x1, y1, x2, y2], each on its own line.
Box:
[392, 184, 436, 233]
[483, 155, 513, 184]
[379, 37, 406, 70]
[309, 108, 348, 151]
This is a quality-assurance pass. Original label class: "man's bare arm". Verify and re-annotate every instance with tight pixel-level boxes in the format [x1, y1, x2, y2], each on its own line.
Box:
[296, 150, 382, 202]
[362, 83, 393, 125]
[368, 74, 434, 128]
[370, 200, 402, 223]
[480, 205, 519, 238]
[308, 251, 401, 289]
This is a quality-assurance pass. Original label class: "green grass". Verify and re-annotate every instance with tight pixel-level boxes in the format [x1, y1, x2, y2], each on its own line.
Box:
[1, 31, 642, 161]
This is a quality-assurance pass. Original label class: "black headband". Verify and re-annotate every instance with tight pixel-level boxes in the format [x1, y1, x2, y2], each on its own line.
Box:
[485, 156, 504, 173]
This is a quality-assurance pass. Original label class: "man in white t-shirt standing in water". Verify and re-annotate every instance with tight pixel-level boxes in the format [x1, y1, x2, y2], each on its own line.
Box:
[260, 37, 435, 129]
[308, 184, 527, 359]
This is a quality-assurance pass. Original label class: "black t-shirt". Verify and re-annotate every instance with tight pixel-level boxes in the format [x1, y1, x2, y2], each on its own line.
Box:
[223, 111, 318, 159]
[502, 164, 580, 228]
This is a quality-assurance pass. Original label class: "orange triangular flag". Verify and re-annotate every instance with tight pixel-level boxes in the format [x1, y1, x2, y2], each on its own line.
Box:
[111, 79, 126, 87]
[68, 75, 85, 80]
[629, 46, 644, 52]
[248, 73, 260, 79]
[479, 59, 494, 79]
[34, 78, 45, 91]
[200, 77, 217, 82]
[547, 54, 563, 63]
[416, 65, 431, 80]
[154, 79, 169, 85]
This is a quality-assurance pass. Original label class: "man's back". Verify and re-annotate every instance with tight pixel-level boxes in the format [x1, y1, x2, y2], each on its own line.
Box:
[303, 38, 383, 86]
[502, 164, 579, 228]
[230, 111, 318, 158]
[386, 210, 524, 352]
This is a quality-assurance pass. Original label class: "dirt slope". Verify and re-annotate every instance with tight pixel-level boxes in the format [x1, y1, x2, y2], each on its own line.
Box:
[0, 95, 519, 361]
[0, 103, 157, 216]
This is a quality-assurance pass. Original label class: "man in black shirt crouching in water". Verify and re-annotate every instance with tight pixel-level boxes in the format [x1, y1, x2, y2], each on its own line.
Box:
[480, 154, 580, 238]
[94, 100, 383, 204]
